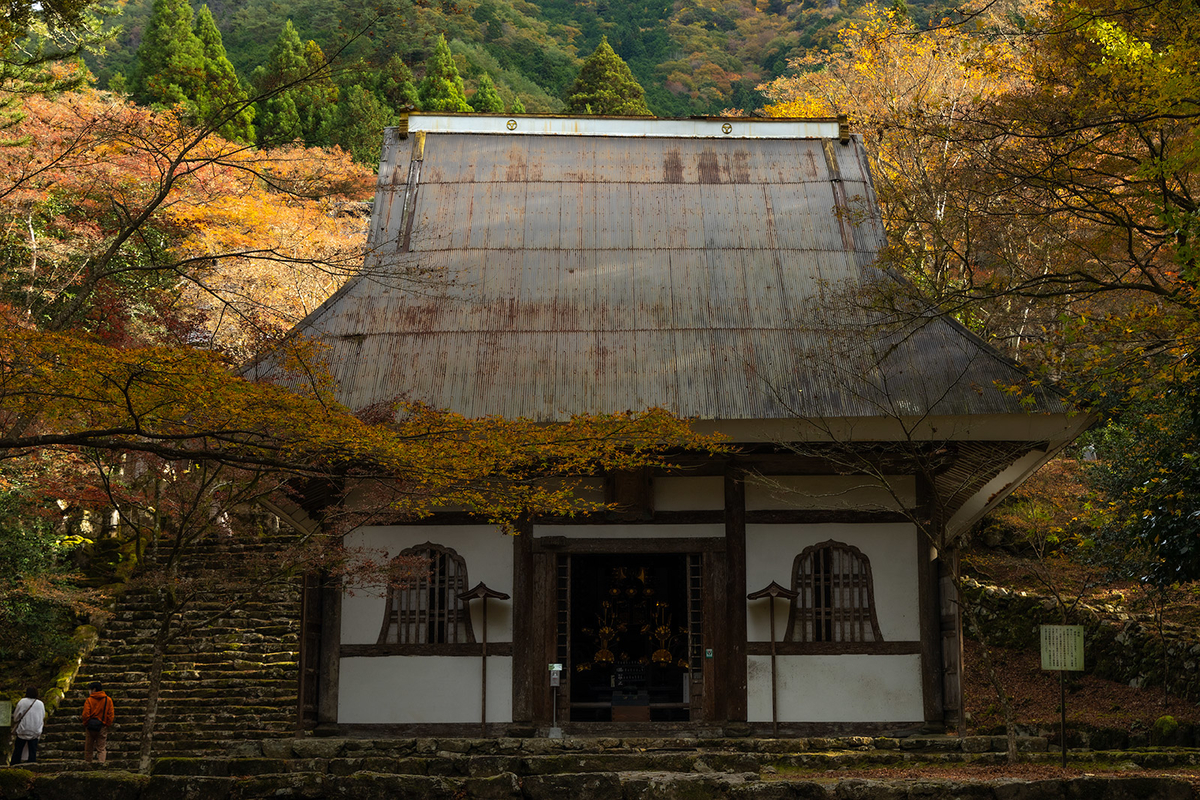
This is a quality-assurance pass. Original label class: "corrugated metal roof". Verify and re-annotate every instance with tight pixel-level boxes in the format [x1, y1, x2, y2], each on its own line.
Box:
[260, 120, 1070, 424]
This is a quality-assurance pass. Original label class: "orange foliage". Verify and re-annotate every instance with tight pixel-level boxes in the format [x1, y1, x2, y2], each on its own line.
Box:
[0, 88, 375, 356]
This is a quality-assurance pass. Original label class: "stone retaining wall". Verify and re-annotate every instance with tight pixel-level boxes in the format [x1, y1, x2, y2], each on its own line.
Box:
[0, 769, 1192, 800]
[966, 578, 1200, 734]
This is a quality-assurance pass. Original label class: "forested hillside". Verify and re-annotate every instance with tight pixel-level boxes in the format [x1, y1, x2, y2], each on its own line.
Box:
[85, 0, 951, 118]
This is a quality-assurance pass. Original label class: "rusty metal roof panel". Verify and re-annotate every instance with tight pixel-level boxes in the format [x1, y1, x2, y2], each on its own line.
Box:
[270, 120, 1071, 423]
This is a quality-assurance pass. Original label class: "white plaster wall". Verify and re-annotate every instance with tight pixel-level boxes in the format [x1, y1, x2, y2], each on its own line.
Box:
[745, 524, 919, 641]
[532, 523, 725, 539]
[654, 477, 725, 511]
[339, 656, 513, 723]
[340, 525, 514, 645]
[747, 655, 924, 722]
[745, 475, 915, 511]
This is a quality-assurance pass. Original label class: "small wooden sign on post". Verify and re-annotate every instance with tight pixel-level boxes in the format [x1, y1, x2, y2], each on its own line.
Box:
[1040, 625, 1085, 768]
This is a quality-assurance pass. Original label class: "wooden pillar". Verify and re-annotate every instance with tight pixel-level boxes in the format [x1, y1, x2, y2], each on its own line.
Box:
[940, 546, 964, 734]
[702, 550, 727, 721]
[316, 575, 341, 728]
[724, 467, 748, 725]
[917, 529, 944, 729]
[511, 520, 535, 730]
[530, 550, 557, 725]
[297, 574, 322, 730]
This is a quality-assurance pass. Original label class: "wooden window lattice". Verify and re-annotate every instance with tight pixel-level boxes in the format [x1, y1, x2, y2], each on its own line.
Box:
[686, 554, 703, 673]
[785, 540, 883, 643]
[377, 543, 475, 645]
[556, 555, 571, 665]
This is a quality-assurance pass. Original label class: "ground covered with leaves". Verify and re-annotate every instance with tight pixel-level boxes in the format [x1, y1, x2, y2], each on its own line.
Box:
[962, 549, 1200, 735]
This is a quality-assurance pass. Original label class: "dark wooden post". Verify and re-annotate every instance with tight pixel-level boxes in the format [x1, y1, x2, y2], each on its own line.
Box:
[725, 467, 748, 727]
[747, 581, 798, 737]
[459, 582, 511, 736]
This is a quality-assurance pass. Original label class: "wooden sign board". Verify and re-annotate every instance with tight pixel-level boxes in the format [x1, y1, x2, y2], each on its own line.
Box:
[1040, 624, 1085, 671]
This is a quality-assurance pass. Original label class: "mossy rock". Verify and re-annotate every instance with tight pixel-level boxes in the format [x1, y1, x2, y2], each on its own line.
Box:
[152, 757, 229, 777]
[521, 772, 622, 800]
[458, 772, 522, 800]
[0, 768, 35, 799]
[34, 771, 150, 800]
[226, 772, 327, 799]
[1151, 715, 1180, 746]
[323, 772, 453, 800]
[144, 775, 234, 800]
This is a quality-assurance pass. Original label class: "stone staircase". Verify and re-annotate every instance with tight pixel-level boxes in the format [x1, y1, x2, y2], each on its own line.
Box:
[56, 736, 1197, 799]
[33, 536, 304, 770]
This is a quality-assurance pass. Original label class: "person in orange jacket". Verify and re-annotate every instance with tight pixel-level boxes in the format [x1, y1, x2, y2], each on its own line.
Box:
[80, 682, 115, 764]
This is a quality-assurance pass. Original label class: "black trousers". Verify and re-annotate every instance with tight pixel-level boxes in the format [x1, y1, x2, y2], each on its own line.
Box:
[12, 736, 38, 763]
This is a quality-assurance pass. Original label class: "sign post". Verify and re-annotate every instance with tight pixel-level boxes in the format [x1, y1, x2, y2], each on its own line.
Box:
[548, 663, 563, 739]
[1040, 625, 1084, 768]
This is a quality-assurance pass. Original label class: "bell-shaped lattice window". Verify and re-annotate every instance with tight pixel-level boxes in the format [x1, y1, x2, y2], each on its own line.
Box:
[785, 540, 883, 643]
[377, 543, 475, 645]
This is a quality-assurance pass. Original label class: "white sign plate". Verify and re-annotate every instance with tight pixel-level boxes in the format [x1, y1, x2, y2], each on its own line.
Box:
[1040, 625, 1085, 671]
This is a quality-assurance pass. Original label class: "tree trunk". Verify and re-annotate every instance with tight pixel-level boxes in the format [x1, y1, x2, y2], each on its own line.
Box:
[138, 605, 175, 773]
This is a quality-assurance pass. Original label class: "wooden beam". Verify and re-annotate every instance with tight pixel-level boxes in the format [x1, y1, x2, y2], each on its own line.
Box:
[746, 641, 922, 656]
[532, 537, 725, 554]
[340, 643, 514, 657]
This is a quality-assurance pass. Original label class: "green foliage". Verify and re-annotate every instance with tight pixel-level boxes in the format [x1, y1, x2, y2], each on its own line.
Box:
[132, 0, 205, 108]
[446, 38, 563, 113]
[418, 34, 471, 113]
[254, 87, 302, 145]
[566, 36, 651, 116]
[253, 21, 336, 146]
[1085, 387, 1200, 587]
[2, 0, 96, 51]
[193, 4, 255, 143]
[378, 54, 418, 112]
[331, 83, 394, 164]
[295, 39, 338, 145]
[471, 72, 504, 113]
[0, 474, 85, 669]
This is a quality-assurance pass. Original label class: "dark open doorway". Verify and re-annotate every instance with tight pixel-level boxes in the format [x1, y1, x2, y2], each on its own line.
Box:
[568, 553, 692, 722]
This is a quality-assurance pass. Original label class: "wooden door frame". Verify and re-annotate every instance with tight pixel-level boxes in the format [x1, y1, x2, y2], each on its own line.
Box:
[519, 535, 727, 729]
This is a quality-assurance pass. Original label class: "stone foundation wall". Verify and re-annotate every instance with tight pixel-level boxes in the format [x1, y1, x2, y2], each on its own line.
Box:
[0, 770, 1193, 800]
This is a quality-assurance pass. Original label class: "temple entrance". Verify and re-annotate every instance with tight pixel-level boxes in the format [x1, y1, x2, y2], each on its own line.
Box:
[566, 553, 699, 722]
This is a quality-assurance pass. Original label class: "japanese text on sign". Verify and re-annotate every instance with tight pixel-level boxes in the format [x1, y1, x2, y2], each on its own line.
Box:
[1040, 625, 1085, 671]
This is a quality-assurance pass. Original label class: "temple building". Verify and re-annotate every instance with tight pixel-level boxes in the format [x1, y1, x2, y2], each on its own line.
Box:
[253, 114, 1090, 736]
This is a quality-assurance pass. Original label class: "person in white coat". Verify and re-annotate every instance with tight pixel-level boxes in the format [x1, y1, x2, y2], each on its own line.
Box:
[11, 687, 45, 764]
